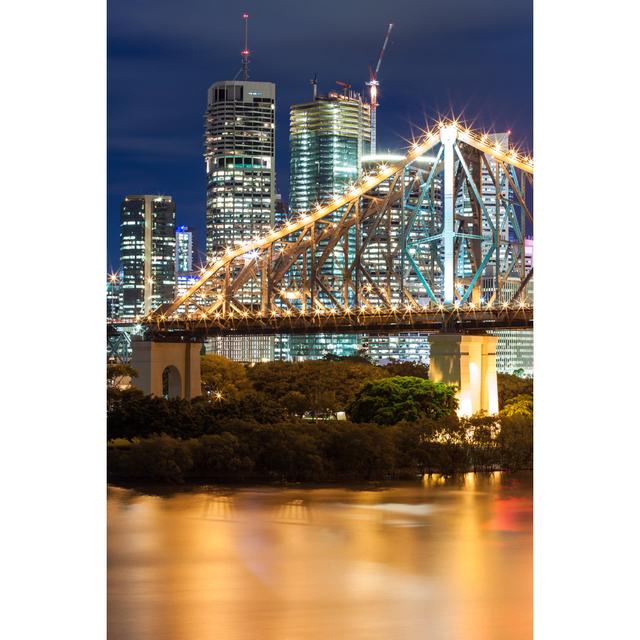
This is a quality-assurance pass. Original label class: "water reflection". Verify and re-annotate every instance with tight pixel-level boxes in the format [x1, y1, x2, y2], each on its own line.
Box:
[108, 473, 532, 640]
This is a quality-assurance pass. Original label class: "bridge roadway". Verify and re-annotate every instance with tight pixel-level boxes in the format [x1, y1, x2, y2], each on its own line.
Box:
[141, 304, 533, 340]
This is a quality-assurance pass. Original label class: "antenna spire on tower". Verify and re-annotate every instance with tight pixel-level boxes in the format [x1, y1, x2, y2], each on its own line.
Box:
[241, 12, 250, 81]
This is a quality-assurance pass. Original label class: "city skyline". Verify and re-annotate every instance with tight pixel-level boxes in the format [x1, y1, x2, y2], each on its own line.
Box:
[108, 0, 533, 268]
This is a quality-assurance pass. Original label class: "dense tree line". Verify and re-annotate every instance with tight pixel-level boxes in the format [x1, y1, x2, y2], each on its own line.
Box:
[108, 412, 532, 484]
[107, 356, 533, 483]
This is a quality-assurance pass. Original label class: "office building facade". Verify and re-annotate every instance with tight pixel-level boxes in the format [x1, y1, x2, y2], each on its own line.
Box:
[204, 80, 276, 258]
[279, 89, 371, 360]
[203, 79, 276, 360]
[289, 90, 371, 213]
[119, 195, 176, 319]
[175, 225, 194, 273]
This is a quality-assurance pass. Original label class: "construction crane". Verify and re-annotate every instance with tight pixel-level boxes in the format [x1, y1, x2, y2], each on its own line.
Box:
[366, 23, 394, 155]
[335, 80, 351, 97]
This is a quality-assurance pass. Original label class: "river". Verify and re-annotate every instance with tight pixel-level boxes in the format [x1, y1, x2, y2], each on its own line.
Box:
[108, 472, 532, 640]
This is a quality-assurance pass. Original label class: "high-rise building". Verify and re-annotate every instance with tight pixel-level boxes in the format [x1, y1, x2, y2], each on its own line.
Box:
[203, 78, 276, 361]
[119, 195, 176, 319]
[290, 90, 371, 213]
[175, 225, 194, 273]
[279, 89, 371, 361]
[204, 80, 276, 258]
[106, 269, 123, 321]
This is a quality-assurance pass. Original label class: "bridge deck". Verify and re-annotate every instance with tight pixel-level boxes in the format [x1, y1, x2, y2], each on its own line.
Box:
[142, 306, 533, 339]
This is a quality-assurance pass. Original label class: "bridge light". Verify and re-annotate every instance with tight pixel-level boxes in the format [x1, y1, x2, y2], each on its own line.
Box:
[502, 301, 509, 309]
[469, 302, 476, 309]
[454, 300, 460, 308]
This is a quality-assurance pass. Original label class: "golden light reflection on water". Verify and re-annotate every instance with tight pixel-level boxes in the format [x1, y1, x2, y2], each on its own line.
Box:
[108, 473, 532, 640]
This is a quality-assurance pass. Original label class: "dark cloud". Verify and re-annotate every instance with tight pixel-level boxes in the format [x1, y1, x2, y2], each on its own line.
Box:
[108, 0, 532, 265]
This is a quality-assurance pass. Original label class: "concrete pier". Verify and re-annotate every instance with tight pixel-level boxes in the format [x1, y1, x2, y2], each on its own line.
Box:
[131, 341, 201, 399]
[429, 334, 499, 416]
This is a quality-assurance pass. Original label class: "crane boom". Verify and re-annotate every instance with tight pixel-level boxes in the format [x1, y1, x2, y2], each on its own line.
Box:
[374, 23, 394, 76]
[367, 22, 394, 155]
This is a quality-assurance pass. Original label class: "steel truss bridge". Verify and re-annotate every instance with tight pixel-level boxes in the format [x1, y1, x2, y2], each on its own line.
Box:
[142, 121, 533, 340]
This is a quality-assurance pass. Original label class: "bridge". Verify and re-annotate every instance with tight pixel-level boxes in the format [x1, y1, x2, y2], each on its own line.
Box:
[124, 121, 534, 415]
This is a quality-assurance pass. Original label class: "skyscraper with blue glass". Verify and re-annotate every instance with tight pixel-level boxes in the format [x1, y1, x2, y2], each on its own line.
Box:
[279, 88, 371, 360]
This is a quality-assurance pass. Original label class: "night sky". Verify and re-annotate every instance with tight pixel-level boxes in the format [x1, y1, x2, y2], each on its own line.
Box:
[107, 0, 532, 269]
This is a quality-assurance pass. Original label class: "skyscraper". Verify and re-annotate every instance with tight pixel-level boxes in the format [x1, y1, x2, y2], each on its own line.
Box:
[119, 195, 176, 319]
[106, 269, 123, 321]
[175, 225, 194, 273]
[277, 88, 371, 361]
[290, 89, 371, 213]
[204, 80, 276, 258]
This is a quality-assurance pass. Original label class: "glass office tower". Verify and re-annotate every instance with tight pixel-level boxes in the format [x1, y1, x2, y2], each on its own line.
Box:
[278, 89, 371, 361]
[204, 80, 276, 258]
[175, 225, 194, 273]
[203, 79, 276, 361]
[119, 195, 176, 319]
[289, 90, 371, 213]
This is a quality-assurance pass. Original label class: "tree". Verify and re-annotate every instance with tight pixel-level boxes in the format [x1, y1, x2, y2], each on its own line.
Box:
[107, 363, 138, 388]
[497, 415, 533, 470]
[381, 361, 429, 379]
[501, 394, 533, 417]
[348, 376, 458, 425]
[247, 359, 386, 416]
[200, 354, 252, 400]
[281, 390, 308, 417]
[124, 435, 194, 483]
[497, 373, 533, 406]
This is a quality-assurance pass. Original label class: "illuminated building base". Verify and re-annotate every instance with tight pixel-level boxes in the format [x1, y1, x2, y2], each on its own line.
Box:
[131, 341, 201, 399]
[428, 334, 499, 417]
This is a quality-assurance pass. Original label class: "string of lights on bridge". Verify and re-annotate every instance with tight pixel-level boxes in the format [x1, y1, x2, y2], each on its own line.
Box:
[137, 299, 532, 326]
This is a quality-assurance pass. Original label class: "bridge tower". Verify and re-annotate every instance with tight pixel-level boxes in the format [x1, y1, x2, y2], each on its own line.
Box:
[130, 341, 201, 399]
[428, 334, 499, 417]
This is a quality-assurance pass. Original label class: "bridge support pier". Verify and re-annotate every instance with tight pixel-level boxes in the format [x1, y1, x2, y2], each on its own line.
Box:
[429, 334, 499, 416]
[130, 341, 201, 399]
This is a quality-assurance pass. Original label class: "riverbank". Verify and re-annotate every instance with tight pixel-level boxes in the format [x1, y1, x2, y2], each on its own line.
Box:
[108, 469, 531, 496]
[107, 414, 533, 484]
